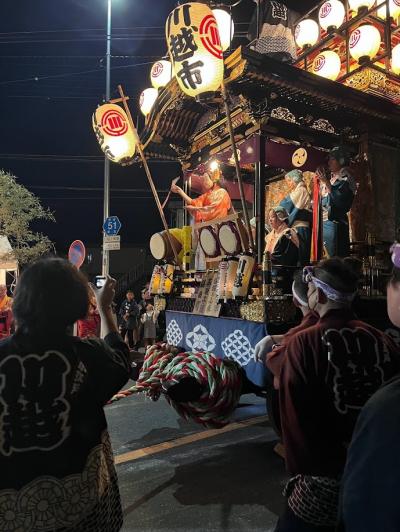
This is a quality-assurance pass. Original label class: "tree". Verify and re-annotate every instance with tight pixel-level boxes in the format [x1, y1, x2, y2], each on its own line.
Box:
[0, 170, 55, 265]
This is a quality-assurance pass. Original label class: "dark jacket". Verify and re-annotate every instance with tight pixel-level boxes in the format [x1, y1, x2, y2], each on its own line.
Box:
[119, 298, 140, 329]
[341, 375, 400, 531]
[279, 309, 400, 477]
[0, 330, 130, 531]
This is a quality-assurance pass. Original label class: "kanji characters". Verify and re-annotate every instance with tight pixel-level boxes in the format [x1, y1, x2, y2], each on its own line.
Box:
[270, 1, 288, 21]
[176, 60, 204, 90]
[0, 352, 71, 456]
[324, 328, 393, 414]
[169, 27, 198, 63]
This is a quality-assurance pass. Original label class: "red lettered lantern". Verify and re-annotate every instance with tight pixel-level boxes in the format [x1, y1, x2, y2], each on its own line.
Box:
[166, 2, 224, 97]
[92, 104, 137, 165]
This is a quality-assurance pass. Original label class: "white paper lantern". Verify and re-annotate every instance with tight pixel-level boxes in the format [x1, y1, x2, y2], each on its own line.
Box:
[139, 88, 158, 116]
[150, 60, 173, 89]
[312, 50, 342, 80]
[212, 8, 235, 51]
[348, 0, 376, 13]
[349, 25, 381, 63]
[232, 253, 255, 299]
[295, 19, 319, 48]
[92, 103, 136, 166]
[377, 0, 400, 21]
[319, 0, 346, 31]
[166, 2, 224, 97]
[392, 43, 400, 74]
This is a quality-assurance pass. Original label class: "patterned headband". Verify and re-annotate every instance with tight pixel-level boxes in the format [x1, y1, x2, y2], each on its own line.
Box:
[292, 281, 308, 308]
[303, 266, 356, 305]
[390, 242, 400, 268]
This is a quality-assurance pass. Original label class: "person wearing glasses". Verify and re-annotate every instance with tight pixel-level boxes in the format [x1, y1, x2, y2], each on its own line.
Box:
[275, 258, 400, 532]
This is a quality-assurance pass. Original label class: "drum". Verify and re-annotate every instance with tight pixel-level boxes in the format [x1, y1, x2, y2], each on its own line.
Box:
[218, 219, 249, 255]
[150, 229, 183, 261]
[149, 265, 162, 295]
[199, 226, 220, 258]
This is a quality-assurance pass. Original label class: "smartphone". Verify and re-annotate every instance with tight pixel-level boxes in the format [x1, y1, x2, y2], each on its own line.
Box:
[95, 276, 106, 289]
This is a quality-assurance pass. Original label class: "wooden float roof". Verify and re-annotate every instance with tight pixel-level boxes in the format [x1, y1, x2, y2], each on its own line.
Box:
[139, 46, 400, 165]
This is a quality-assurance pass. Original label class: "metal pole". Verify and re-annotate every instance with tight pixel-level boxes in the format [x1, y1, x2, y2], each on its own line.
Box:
[255, 134, 266, 265]
[102, 0, 112, 277]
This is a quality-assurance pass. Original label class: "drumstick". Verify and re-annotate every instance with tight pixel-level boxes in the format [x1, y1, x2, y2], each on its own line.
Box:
[162, 176, 180, 210]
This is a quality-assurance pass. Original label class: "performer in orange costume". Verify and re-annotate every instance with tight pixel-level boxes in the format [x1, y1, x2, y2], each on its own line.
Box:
[0, 284, 13, 338]
[171, 166, 232, 223]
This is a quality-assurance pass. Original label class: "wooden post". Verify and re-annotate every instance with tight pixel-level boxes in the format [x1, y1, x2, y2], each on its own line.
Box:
[221, 82, 254, 251]
[116, 85, 179, 264]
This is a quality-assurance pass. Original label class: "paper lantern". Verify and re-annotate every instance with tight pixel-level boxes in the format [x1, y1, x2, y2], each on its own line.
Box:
[150, 60, 173, 89]
[225, 256, 239, 300]
[92, 103, 136, 166]
[159, 263, 174, 295]
[166, 2, 224, 97]
[212, 8, 234, 51]
[217, 258, 228, 301]
[392, 43, 400, 74]
[139, 88, 158, 116]
[232, 253, 255, 299]
[312, 50, 342, 80]
[349, 25, 381, 63]
[377, 0, 400, 21]
[295, 19, 319, 48]
[149, 265, 162, 295]
[348, 0, 376, 13]
[319, 0, 345, 31]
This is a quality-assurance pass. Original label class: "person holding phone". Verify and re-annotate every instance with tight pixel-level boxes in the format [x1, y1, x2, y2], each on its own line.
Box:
[0, 258, 131, 531]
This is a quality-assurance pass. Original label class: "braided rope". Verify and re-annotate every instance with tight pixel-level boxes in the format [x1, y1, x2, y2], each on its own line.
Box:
[108, 343, 243, 429]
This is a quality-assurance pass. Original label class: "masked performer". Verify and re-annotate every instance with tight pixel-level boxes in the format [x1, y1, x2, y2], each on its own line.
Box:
[171, 167, 231, 224]
[316, 147, 355, 258]
[280, 169, 312, 265]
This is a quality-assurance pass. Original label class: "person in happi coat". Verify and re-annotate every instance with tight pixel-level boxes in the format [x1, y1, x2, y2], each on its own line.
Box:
[280, 169, 312, 265]
[0, 284, 13, 338]
[316, 147, 355, 258]
[265, 206, 299, 267]
[275, 258, 400, 532]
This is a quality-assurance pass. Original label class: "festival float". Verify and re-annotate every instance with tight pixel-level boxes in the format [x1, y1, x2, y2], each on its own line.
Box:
[94, 1, 400, 423]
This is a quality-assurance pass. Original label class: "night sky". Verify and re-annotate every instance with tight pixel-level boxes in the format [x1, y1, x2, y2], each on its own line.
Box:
[0, 0, 316, 254]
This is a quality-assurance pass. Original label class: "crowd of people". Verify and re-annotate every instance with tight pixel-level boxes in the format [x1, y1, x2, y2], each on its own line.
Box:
[1, 242, 400, 530]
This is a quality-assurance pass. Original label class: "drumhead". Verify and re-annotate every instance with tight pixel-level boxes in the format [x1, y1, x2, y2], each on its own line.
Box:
[219, 222, 240, 255]
[199, 227, 219, 257]
[150, 233, 167, 260]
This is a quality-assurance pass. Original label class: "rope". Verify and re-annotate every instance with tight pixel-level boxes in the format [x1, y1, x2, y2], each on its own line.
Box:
[107, 343, 243, 429]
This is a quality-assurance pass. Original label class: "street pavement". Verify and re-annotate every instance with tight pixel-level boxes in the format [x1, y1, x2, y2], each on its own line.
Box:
[106, 389, 288, 531]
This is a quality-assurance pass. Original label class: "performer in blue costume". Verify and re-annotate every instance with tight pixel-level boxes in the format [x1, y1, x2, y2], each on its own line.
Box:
[280, 169, 312, 266]
[317, 147, 356, 258]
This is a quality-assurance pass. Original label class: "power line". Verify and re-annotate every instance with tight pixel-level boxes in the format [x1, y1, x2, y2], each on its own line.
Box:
[0, 60, 155, 86]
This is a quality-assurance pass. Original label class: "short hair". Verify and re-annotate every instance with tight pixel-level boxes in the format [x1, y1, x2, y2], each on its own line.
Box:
[126, 290, 134, 294]
[314, 257, 359, 294]
[13, 258, 89, 334]
[292, 270, 308, 305]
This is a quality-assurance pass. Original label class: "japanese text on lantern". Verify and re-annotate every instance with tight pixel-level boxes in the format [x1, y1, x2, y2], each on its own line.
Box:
[166, 2, 224, 97]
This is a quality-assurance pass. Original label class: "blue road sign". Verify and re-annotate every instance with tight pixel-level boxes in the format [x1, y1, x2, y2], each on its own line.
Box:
[103, 216, 121, 236]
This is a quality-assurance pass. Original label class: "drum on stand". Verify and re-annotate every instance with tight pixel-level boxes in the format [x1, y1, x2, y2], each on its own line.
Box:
[218, 219, 249, 256]
[150, 230, 182, 261]
[199, 226, 220, 258]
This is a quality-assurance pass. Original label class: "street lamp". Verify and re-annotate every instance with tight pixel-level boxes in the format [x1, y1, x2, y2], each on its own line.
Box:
[102, 0, 112, 277]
